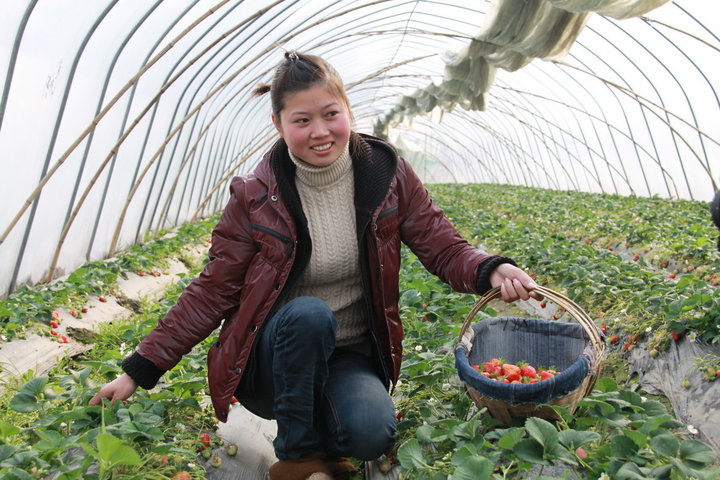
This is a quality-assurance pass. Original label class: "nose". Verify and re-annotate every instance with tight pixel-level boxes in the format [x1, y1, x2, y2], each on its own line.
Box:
[310, 120, 329, 138]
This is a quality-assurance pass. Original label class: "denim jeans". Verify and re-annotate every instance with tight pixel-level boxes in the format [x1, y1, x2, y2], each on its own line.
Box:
[238, 296, 397, 461]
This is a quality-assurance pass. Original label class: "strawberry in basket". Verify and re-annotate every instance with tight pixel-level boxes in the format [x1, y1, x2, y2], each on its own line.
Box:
[472, 358, 559, 384]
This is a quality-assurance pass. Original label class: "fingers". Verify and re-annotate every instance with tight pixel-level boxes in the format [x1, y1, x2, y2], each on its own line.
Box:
[500, 277, 540, 302]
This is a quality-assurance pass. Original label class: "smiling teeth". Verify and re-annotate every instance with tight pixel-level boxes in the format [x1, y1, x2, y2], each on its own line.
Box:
[312, 143, 332, 151]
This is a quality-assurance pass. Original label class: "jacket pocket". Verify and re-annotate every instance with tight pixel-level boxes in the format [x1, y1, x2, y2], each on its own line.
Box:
[250, 223, 292, 265]
[374, 205, 400, 244]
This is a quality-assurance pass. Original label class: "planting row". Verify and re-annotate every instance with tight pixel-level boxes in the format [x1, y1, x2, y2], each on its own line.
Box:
[429, 184, 720, 370]
[392, 244, 719, 478]
[0, 216, 218, 342]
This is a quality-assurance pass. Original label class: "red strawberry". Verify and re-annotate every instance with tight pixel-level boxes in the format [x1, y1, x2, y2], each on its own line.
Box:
[502, 363, 521, 382]
[609, 335, 619, 343]
[58, 335, 69, 343]
[520, 364, 537, 378]
[99, 296, 107, 302]
[540, 302, 547, 308]
[172, 473, 191, 480]
[50, 329, 59, 336]
[50, 320, 59, 328]
[199, 433, 211, 447]
[669, 273, 676, 279]
[576, 448, 587, 459]
[600, 324, 607, 335]
[81, 306, 88, 313]
[623, 342, 634, 352]
[51, 311, 60, 319]
[70, 310, 78, 317]
[538, 370, 555, 381]
[716, 370, 720, 379]
[671, 331, 684, 342]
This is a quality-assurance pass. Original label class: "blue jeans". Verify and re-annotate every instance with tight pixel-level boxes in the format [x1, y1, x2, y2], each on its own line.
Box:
[238, 296, 397, 461]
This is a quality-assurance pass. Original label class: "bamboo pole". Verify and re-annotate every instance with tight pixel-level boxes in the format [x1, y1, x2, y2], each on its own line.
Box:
[0, 0, 233, 247]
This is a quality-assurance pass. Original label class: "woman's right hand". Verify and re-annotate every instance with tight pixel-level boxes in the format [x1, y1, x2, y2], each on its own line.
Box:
[89, 373, 138, 406]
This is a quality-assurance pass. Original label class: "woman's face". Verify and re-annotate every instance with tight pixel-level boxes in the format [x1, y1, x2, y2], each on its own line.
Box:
[272, 84, 351, 167]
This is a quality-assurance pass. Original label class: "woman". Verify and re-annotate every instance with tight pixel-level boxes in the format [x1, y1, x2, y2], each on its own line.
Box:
[90, 51, 540, 480]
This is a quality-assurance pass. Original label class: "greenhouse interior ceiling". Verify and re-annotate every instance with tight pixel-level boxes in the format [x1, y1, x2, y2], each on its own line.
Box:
[0, 0, 718, 298]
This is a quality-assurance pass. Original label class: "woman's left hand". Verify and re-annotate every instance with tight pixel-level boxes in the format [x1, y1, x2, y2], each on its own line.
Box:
[489, 263, 544, 302]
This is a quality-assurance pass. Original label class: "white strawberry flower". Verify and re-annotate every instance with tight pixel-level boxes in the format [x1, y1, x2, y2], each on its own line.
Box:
[688, 424, 699, 435]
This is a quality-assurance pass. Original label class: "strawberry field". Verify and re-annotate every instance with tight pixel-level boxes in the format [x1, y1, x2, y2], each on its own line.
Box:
[1, 184, 719, 479]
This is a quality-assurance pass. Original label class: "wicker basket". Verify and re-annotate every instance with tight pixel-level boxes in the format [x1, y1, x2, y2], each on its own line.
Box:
[455, 286, 605, 425]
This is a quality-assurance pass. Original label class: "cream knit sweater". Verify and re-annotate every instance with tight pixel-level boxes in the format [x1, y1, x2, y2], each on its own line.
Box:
[288, 145, 369, 350]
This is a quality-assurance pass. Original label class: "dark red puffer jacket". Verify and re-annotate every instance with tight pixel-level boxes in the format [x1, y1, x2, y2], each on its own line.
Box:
[123, 133, 509, 421]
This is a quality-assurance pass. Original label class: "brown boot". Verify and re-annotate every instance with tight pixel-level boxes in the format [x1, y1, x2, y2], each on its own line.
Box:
[268, 453, 334, 480]
[324, 456, 358, 478]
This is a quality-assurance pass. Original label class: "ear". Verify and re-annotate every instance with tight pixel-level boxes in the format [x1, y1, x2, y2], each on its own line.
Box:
[271, 113, 283, 137]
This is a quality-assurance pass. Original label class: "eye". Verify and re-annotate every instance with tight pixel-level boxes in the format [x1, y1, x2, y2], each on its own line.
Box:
[294, 118, 309, 124]
[326, 110, 339, 118]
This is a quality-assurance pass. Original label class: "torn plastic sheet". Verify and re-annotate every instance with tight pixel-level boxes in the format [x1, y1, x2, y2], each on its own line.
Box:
[629, 338, 720, 455]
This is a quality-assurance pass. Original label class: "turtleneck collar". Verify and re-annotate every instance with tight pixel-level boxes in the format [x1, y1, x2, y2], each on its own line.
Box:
[289, 143, 352, 188]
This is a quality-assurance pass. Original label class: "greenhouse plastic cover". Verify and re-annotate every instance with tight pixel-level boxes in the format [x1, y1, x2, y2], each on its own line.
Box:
[0, 0, 718, 297]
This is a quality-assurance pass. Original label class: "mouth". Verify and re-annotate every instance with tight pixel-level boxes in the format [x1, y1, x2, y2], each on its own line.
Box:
[311, 142, 332, 152]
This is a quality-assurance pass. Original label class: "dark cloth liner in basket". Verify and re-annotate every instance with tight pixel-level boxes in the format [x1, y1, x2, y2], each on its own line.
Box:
[455, 316, 596, 406]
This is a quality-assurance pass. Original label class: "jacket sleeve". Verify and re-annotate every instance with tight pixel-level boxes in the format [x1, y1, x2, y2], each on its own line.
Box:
[395, 158, 515, 294]
[123, 176, 257, 389]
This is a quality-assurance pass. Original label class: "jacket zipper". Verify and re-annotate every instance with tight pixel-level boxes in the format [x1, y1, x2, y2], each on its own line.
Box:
[378, 205, 398, 220]
[359, 216, 391, 388]
[251, 223, 292, 245]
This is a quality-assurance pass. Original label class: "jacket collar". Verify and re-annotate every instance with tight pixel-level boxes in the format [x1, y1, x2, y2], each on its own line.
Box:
[262, 132, 398, 226]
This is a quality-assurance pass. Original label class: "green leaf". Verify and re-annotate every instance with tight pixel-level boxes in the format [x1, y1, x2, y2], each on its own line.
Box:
[615, 462, 652, 479]
[0, 420, 20, 438]
[611, 435, 639, 458]
[9, 376, 48, 412]
[451, 444, 479, 465]
[622, 429, 648, 449]
[579, 398, 616, 416]
[451, 456, 493, 480]
[650, 434, 679, 458]
[513, 439, 550, 465]
[0, 467, 35, 480]
[558, 429, 600, 450]
[678, 439, 716, 465]
[95, 432, 142, 467]
[397, 438, 428, 469]
[524, 417, 558, 453]
[595, 377, 617, 392]
[416, 424, 435, 443]
[640, 400, 667, 417]
[497, 427, 525, 449]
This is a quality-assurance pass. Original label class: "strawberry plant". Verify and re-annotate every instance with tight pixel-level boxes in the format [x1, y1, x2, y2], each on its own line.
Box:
[2, 184, 719, 478]
[0, 215, 217, 341]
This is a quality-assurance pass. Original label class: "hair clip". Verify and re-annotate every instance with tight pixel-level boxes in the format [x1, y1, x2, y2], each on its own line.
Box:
[288, 51, 299, 62]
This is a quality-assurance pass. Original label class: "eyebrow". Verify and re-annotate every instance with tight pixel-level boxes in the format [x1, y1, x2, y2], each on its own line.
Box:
[289, 102, 339, 116]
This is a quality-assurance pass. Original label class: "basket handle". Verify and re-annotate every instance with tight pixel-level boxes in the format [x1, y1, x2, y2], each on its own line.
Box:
[458, 285, 605, 359]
